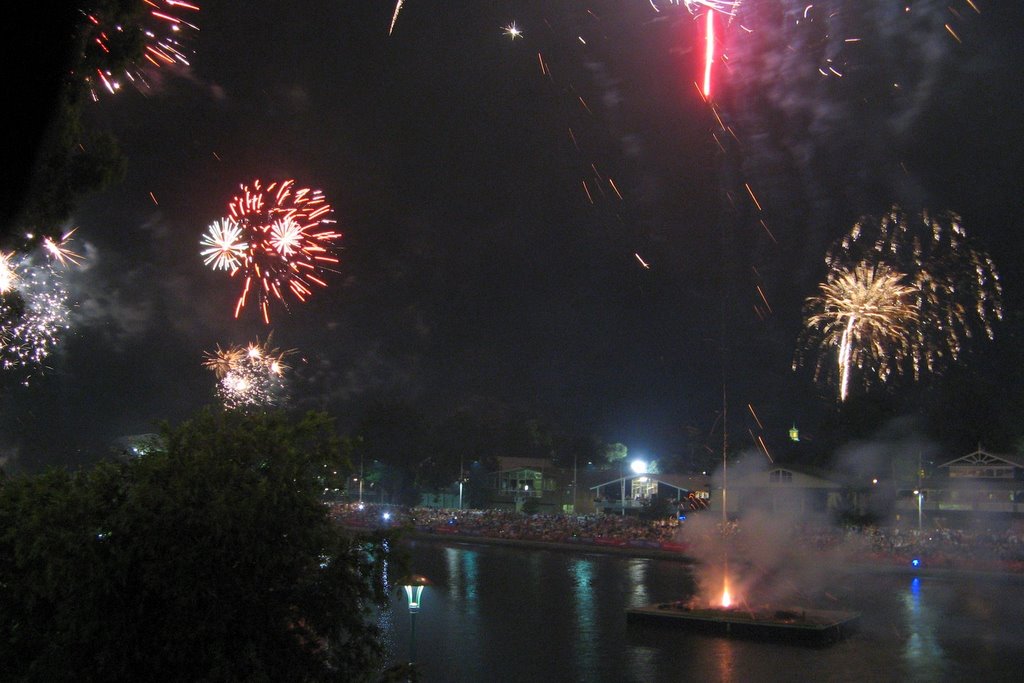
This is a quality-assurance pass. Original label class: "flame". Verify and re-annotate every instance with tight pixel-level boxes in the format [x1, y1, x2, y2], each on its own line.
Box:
[721, 577, 732, 608]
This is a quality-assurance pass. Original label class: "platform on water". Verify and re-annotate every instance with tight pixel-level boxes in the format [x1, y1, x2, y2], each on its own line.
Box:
[626, 602, 860, 645]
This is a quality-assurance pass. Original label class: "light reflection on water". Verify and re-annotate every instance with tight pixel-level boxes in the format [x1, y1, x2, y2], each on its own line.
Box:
[626, 558, 649, 607]
[570, 557, 597, 680]
[902, 576, 946, 678]
[387, 540, 1024, 682]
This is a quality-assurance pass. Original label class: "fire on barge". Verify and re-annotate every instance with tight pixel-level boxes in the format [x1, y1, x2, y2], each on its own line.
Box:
[626, 601, 860, 645]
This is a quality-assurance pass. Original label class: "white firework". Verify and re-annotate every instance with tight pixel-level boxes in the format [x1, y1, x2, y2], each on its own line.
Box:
[200, 217, 248, 271]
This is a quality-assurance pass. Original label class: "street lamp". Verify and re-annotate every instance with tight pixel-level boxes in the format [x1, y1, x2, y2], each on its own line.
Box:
[401, 575, 431, 670]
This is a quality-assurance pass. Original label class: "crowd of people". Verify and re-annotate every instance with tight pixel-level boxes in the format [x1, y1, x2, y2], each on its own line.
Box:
[327, 502, 1024, 573]
[328, 502, 681, 546]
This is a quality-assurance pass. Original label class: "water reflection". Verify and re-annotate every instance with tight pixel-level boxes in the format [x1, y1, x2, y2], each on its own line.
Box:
[901, 577, 947, 679]
[570, 557, 598, 680]
[626, 558, 649, 606]
[711, 638, 735, 682]
[377, 539, 395, 655]
[385, 542, 1024, 682]
[445, 546, 480, 609]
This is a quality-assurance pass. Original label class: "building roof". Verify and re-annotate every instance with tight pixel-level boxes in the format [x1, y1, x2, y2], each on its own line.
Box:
[493, 456, 551, 471]
[589, 473, 709, 492]
[937, 447, 1024, 470]
[727, 466, 843, 489]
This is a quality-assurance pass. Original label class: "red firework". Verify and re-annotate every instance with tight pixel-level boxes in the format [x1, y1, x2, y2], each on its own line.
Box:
[82, 1, 201, 98]
[209, 179, 341, 323]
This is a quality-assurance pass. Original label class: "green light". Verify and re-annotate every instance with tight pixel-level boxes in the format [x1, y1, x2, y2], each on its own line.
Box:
[789, 424, 800, 442]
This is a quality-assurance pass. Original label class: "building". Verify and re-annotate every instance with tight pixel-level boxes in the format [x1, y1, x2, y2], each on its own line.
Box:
[590, 473, 711, 516]
[487, 457, 572, 513]
[895, 447, 1024, 528]
[714, 466, 846, 519]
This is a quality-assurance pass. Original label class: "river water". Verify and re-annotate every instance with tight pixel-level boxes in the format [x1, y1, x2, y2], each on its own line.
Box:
[382, 539, 1024, 682]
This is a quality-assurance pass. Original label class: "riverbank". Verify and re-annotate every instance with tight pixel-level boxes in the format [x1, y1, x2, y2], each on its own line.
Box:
[407, 528, 699, 562]
[405, 529, 1024, 582]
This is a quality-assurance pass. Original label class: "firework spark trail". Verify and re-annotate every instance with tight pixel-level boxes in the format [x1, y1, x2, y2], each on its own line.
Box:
[389, 0, 405, 35]
[82, 1, 200, 98]
[802, 262, 919, 401]
[703, 9, 716, 98]
[203, 179, 341, 323]
[651, 1, 740, 16]
[204, 337, 292, 410]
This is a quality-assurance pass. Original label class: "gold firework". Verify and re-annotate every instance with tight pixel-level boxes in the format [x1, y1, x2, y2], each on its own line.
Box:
[802, 263, 919, 401]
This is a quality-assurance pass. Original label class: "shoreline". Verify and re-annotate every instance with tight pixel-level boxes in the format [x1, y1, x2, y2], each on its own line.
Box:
[404, 529, 1024, 582]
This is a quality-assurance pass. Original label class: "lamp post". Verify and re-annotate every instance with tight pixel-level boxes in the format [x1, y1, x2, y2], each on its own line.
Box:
[914, 489, 922, 532]
[620, 460, 625, 517]
[401, 575, 431, 672]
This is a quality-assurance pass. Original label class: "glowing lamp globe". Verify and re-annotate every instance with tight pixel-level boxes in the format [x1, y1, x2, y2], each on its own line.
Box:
[402, 575, 431, 613]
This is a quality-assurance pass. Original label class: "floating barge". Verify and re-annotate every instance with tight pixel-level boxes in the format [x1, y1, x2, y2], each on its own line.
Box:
[626, 602, 860, 645]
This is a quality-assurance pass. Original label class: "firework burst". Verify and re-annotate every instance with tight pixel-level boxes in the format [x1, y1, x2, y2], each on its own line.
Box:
[799, 207, 1002, 400]
[204, 336, 292, 410]
[200, 218, 248, 271]
[80, 1, 200, 99]
[0, 236, 81, 376]
[833, 206, 1003, 371]
[800, 263, 919, 401]
[201, 179, 341, 323]
[0, 252, 17, 294]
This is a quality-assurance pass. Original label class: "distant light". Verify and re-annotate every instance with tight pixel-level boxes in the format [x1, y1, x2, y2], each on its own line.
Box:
[630, 459, 648, 474]
[357, 502, 365, 510]
[911, 558, 921, 568]
[382, 511, 391, 521]
[678, 515, 686, 521]
[872, 478, 878, 485]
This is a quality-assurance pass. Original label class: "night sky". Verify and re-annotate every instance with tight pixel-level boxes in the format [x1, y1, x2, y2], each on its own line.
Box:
[4, 1, 1024, 469]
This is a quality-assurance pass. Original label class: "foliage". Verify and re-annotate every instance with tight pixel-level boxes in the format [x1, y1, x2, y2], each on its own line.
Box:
[603, 442, 628, 464]
[0, 409, 400, 681]
[4, 3, 130, 247]
[638, 496, 676, 521]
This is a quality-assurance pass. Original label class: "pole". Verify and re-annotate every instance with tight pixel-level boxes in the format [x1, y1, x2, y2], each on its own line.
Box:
[917, 451, 923, 532]
[620, 461, 626, 516]
[722, 384, 728, 524]
[458, 455, 463, 510]
[359, 455, 364, 504]
[573, 451, 578, 513]
[409, 610, 417, 665]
